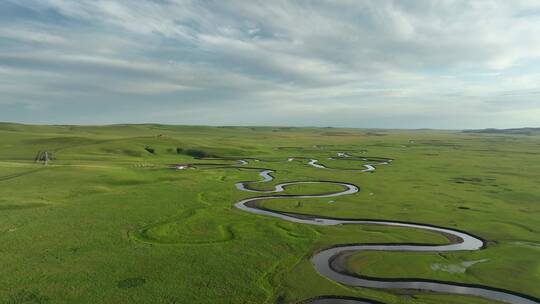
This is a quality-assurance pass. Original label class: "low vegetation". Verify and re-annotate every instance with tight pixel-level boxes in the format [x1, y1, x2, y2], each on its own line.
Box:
[0, 123, 538, 304]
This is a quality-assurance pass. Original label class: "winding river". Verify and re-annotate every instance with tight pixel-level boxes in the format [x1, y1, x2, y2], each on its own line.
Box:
[230, 156, 540, 304]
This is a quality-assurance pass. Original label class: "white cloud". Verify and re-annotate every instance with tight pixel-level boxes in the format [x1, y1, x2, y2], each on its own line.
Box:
[1, 0, 540, 127]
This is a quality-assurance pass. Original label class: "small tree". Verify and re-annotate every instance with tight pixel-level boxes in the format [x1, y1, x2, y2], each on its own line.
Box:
[35, 151, 53, 165]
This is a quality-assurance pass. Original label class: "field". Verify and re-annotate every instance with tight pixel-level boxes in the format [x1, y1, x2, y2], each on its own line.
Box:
[0, 122, 539, 304]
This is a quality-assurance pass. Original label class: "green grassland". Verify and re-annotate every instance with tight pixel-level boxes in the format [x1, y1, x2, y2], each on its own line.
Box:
[0, 122, 539, 304]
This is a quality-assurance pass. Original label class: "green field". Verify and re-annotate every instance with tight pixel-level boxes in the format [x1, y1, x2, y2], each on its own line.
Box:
[1, 122, 539, 304]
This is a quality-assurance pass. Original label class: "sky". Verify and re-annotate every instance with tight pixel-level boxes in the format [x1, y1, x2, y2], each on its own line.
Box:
[1, 0, 540, 129]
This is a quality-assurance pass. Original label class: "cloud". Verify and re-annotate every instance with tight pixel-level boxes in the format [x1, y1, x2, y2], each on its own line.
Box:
[1, 0, 539, 128]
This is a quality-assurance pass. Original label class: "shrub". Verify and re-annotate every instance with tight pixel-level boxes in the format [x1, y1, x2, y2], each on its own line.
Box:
[117, 277, 146, 289]
[185, 149, 207, 158]
[174, 147, 213, 158]
[144, 146, 155, 154]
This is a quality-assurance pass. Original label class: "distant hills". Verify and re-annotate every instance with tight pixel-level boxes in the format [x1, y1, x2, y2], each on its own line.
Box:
[463, 128, 540, 135]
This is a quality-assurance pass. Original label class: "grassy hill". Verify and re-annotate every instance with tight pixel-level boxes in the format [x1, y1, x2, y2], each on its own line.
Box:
[463, 127, 540, 135]
[1, 123, 539, 303]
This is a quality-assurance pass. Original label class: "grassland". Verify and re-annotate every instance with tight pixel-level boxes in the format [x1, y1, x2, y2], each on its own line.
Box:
[0, 122, 539, 304]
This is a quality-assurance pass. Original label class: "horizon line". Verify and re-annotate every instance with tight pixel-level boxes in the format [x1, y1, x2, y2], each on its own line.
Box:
[1, 121, 538, 132]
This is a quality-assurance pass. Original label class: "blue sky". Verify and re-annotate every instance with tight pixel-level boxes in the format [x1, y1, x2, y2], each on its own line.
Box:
[1, 0, 539, 128]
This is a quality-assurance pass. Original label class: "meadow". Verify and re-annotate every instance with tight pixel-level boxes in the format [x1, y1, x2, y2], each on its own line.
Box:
[0, 122, 539, 304]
